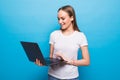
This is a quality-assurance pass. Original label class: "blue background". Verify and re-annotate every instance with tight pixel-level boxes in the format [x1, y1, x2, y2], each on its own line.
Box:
[0, 0, 120, 80]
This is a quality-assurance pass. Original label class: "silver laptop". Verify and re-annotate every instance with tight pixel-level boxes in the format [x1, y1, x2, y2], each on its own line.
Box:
[20, 41, 66, 66]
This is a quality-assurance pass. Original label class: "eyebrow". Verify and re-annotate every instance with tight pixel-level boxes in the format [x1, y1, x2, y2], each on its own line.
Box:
[57, 16, 65, 19]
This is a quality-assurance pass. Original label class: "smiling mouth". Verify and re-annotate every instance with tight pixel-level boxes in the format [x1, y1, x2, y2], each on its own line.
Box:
[61, 23, 65, 26]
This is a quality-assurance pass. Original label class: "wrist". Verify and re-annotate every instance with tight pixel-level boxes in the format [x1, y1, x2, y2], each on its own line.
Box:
[72, 60, 75, 65]
[69, 60, 75, 65]
[71, 60, 77, 66]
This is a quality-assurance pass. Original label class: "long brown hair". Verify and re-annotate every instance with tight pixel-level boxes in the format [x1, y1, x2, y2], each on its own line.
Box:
[58, 5, 80, 32]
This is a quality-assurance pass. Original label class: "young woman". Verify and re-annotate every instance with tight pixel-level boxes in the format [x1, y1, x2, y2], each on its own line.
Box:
[35, 5, 90, 80]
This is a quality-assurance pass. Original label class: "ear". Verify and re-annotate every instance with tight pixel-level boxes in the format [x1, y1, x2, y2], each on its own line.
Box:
[70, 16, 74, 21]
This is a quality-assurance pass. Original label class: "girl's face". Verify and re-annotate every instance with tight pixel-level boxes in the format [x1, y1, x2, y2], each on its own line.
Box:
[57, 10, 73, 30]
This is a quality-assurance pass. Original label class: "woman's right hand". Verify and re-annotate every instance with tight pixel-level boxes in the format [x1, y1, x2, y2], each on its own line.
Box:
[34, 58, 43, 66]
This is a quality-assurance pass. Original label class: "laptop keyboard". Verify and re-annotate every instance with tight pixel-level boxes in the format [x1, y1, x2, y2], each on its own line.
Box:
[44, 57, 66, 66]
[45, 58, 59, 62]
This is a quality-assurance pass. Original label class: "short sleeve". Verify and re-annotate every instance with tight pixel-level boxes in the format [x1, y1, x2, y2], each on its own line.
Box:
[78, 33, 88, 47]
[49, 32, 55, 45]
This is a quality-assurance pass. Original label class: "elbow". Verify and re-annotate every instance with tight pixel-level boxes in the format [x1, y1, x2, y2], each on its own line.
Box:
[85, 60, 90, 66]
[76, 59, 90, 66]
[85, 62, 90, 66]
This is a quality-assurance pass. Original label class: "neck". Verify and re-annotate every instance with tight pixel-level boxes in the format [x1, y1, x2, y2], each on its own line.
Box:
[61, 24, 75, 35]
[62, 24, 74, 32]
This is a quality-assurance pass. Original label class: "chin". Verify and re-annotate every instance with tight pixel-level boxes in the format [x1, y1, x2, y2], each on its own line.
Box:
[61, 28, 66, 31]
[61, 26, 67, 30]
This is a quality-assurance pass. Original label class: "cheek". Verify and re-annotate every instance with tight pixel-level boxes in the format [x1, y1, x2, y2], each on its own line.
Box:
[65, 19, 72, 25]
[64, 18, 70, 23]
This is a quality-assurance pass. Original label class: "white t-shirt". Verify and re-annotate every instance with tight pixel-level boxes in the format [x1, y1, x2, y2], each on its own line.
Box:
[48, 30, 88, 79]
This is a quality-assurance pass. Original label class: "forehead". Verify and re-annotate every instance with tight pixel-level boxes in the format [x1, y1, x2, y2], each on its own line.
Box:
[57, 10, 69, 17]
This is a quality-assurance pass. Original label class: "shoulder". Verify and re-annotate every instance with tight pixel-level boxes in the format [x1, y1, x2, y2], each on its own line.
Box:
[50, 30, 61, 36]
[75, 31, 88, 46]
[75, 31, 86, 37]
[51, 30, 60, 34]
[74, 31, 88, 42]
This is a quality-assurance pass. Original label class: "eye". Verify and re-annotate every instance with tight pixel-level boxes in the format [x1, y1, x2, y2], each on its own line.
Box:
[61, 17, 65, 20]
[57, 17, 65, 21]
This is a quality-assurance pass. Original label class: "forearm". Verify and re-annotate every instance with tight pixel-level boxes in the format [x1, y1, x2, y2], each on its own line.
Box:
[58, 53, 90, 66]
[72, 46, 90, 66]
[72, 59, 90, 66]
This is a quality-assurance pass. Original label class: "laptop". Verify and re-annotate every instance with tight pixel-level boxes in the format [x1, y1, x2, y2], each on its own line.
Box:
[20, 41, 66, 66]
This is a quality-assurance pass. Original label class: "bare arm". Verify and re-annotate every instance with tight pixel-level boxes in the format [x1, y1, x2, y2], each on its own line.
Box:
[73, 46, 90, 66]
[49, 44, 54, 58]
[56, 45, 90, 66]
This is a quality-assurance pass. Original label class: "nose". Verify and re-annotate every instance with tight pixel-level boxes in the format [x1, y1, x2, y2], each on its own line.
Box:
[58, 19, 62, 24]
